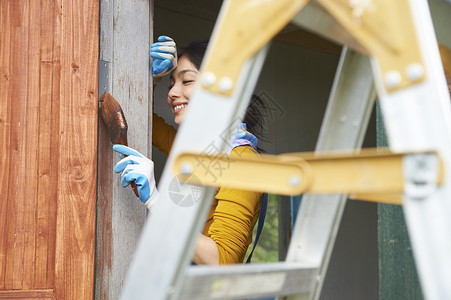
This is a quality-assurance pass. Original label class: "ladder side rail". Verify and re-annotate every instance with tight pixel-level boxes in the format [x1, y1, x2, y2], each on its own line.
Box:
[375, 0, 451, 298]
[285, 48, 376, 300]
[119, 45, 270, 300]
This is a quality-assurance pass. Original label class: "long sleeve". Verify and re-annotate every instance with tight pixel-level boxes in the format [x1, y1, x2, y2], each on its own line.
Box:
[151, 116, 262, 264]
[204, 146, 262, 264]
[152, 113, 177, 156]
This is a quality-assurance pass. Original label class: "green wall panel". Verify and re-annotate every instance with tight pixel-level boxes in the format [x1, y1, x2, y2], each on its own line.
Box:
[376, 103, 423, 300]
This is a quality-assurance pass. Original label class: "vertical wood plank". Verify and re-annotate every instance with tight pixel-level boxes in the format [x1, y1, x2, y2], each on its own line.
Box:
[96, 121, 114, 299]
[36, 0, 58, 289]
[49, 1, 63, 290]
[110, 0, 151, 295]
[96, 0, 149, 298]
[2, 0, 18, 287]
[96, 2, 114, 297]
[54, 0, 99, 298]
[10, 0, 30, 289]
[22, 0, 41, 289]
[0, 0, 12, 289]
[0, 0, 56, 290]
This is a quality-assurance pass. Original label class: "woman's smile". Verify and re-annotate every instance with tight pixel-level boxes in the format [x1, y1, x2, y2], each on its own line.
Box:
[172, 103, 188, 114]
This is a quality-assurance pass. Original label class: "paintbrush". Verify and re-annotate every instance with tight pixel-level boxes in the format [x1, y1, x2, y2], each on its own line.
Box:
[99, 92, 139, 197]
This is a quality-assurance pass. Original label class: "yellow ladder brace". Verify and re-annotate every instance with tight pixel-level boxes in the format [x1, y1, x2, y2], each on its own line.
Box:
[203, 0, 425, 98]
[173, 149, 444, 205]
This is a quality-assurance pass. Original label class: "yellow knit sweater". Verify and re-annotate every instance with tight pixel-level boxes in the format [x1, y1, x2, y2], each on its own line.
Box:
[152, 113, 261, 264]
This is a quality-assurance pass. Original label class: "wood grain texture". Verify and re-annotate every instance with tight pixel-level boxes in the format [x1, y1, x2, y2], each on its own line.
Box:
[0, 0, 44, 290]
[1, 0, 98, 297]
[96, 2, 115, 298]
[0, 0, 11, 290]
[95, 0, 149, 298]
[0, 0, 60, 290]
[0, 289, 54, 299]
[10, 0, 30, 289]
[54, 0, 99, 299]
[36, 0, 58, 289]
[96, 121, 114, 300]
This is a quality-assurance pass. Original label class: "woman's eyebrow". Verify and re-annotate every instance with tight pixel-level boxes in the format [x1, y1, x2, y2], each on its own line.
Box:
[176, 69, 198, 77]
[170, 69, 198, 81]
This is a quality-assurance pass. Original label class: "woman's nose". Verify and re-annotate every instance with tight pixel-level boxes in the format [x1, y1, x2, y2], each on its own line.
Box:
[168, 84, 180, 98]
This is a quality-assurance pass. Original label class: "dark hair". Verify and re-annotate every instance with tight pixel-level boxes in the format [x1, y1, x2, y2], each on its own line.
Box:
[243, 94, 267, 151]
[180, 40, 267, 151]
[179, 40, 209, 70]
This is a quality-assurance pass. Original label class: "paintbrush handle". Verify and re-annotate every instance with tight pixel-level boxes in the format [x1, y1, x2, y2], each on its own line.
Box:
[122, 156, 140, 198]
[131, 183, 139, 197]
[100, 92, 140, 198]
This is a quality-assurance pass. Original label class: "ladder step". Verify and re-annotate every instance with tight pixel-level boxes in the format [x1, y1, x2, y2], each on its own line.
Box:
[179, 262, 317, 300]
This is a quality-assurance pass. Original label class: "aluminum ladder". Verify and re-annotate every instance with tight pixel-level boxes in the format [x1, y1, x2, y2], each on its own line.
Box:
[120, 1, 451, 299]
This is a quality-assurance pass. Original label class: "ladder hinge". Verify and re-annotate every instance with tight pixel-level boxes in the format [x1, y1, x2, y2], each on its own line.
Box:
[404, 153, 441, 199]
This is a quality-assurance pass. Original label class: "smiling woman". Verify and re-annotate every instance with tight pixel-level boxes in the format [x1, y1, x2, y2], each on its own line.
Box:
[167, 56, 198, 125]
[113, 36, 267, 265]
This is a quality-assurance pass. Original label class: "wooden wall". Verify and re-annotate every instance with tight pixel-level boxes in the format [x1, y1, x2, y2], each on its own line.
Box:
[96, 0, 150, 298]
[0, 0, 99, 299]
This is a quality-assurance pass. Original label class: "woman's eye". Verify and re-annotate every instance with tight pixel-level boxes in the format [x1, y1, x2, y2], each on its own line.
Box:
[183, 80, 194, 85]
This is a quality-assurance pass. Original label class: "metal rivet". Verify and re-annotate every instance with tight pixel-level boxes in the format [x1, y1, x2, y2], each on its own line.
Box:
[384, 70, 402, 88]
[203, 72, 216, 87]
[290, 175, 300, 187]
[406, 63, 424, 81]
[181, 162, 193, 176]
[218, 77, 233, 92]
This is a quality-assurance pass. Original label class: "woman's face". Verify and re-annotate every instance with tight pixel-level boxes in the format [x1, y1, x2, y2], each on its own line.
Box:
[168, 56, 199, 125]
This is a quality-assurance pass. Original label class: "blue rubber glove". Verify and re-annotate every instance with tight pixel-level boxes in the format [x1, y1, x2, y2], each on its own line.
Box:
[113, 145, 158, 210]
[151, 35, 177, 78]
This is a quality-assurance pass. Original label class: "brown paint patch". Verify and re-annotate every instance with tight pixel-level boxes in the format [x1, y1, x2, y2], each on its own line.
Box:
[95, 120, 113, 299]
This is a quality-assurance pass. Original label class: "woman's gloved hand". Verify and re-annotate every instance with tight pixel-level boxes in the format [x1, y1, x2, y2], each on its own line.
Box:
[151, 35, 177, 78]
[113, 145, 158, 210]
